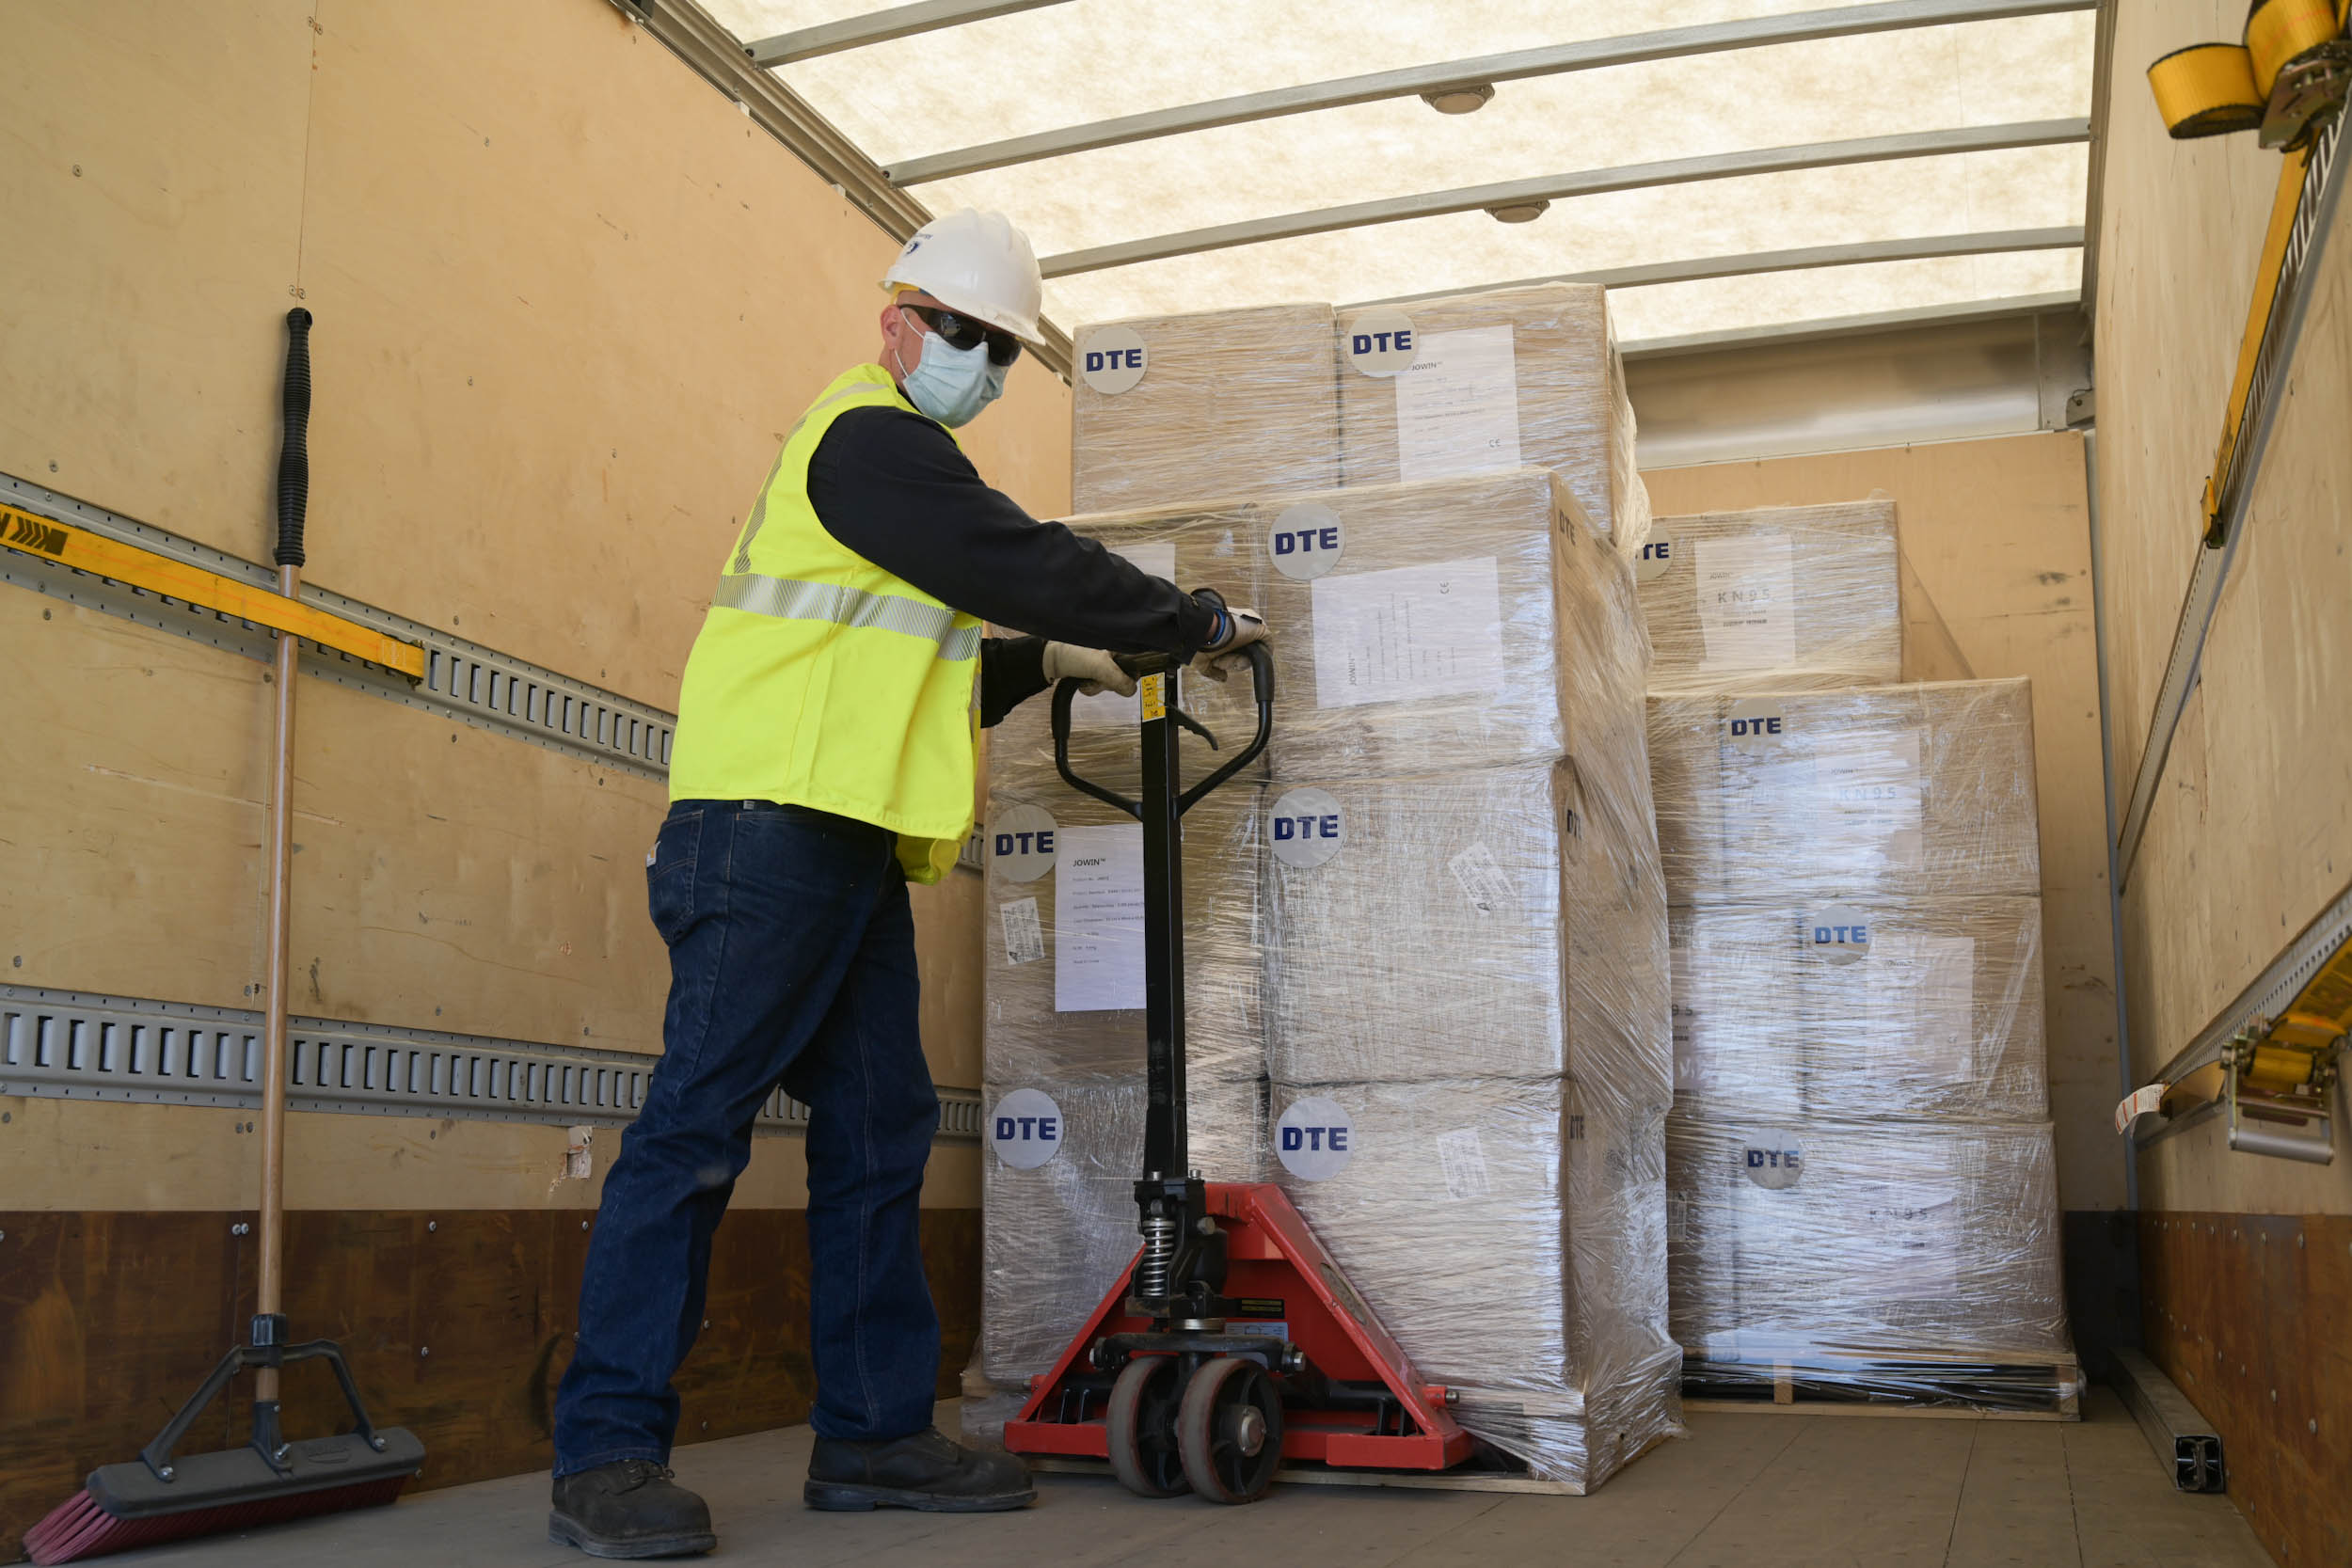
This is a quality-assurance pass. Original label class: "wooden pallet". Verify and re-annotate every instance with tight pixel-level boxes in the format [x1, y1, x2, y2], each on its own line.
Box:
[1029, 1454, 1585, 1497]
[1682, 1357, 2081, 1422]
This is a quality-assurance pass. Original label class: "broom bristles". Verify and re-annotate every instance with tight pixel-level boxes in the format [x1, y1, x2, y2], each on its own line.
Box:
[24, 1473, 411, 1564]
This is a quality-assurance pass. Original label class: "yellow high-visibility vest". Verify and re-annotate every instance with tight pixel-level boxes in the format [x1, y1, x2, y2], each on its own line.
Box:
[667, 364, 981, 884]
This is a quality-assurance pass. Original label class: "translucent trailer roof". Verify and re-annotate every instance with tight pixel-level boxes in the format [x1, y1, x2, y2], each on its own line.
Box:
[700, 0, 2095, 347]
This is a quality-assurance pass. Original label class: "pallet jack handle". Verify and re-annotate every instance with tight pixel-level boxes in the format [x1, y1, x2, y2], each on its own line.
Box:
[1046, 618, 1274, 821]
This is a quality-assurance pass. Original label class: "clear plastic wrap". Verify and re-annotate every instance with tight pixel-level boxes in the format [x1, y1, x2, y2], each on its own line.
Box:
[1665, 1116, 2074, 1403]
[977, 1072, 1267, 1387]
[1267, 1077, 1681, 1487]
[1071, 304, 1341, 514]
[1638, 500, 1901, 694]
[1670, 895, 2046, 1123]
[1451, 1376, 1682, 1495]
[1263, 761, 1668, 1111]
[1260, 467, 1642, 779]
[1647, 678, 2041, 904]
[980, 778, 1263, 1091]
[957, 1374, 1026, 1453]
[1335, 285, 1651, 558]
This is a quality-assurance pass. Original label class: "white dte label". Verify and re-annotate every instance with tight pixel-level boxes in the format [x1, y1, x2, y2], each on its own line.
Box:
[1345, 307, 1419, 378]
[1268, 501, 1343, 580]
[1309, 556, 1504, 710]
[1740, 1130, 1804, 1191]
[1078, 325, 1148, 395]
[1276, 1097, 1355, 1180]
[990, 803, 1058, 884]
[1268, 786, 1344, 869]
[989, 1087, 1065, 1170]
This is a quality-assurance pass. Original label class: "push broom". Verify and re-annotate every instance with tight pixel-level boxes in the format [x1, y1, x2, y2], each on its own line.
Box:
[24, 309, 425, 1563]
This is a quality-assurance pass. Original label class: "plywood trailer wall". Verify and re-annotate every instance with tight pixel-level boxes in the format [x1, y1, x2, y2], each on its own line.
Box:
[0, 0, 1049, 1543]
[2097, 3, 2352, 1220]
[2090, 6, 2352, 1564]
[1642, 432, 2120, 1214]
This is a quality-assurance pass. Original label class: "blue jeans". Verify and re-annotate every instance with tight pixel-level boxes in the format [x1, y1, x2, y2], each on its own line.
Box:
[552, 800, 943, 1475]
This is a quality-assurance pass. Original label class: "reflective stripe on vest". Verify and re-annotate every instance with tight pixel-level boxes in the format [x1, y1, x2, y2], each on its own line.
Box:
[711, 572, 983, 661]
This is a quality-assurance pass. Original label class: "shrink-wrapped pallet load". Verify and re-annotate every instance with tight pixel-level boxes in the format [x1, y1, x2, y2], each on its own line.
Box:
[1664, 1117, 2074, 1405]
[1638, 500, 1901, 694]
[986, 291, 1679, 1486]
[1639, 488, 2074, 1409]
[1071, 304, 1341, 514]
[1335, 285, 1652, 556]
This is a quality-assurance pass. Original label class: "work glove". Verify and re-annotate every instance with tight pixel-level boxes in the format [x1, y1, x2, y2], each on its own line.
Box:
[1041, 642, 1138, 697]
[1191, 603, 1270, 683]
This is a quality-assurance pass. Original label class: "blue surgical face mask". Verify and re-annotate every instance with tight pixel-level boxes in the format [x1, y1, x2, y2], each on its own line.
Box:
[898, 328, 1007, 428]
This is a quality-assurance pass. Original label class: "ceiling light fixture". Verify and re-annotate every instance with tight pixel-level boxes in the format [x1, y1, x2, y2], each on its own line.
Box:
[1486, 199, 1550, 224]
[1420, 83, 1496, 115]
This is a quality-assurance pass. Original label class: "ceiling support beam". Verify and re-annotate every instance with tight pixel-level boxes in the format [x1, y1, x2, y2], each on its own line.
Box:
[1039, 119, 2091, 278]
[1347, 227, 2086, 308]
[886, 0, 2095, 183]
[1619, 289, 2081, 357]
[743, 0, 1077, 69]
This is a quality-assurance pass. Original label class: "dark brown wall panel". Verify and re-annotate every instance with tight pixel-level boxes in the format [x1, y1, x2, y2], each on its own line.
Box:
[2140, 1212, 2352, 1567]
[0, 1207, 978, 1561]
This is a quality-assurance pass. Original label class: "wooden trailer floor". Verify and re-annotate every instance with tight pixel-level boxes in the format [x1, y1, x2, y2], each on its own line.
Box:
[93, 1389, 2267, 1567]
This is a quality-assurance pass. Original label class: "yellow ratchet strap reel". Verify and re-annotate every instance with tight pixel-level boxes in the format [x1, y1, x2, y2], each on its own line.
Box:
[2149, 0, 2348, 143]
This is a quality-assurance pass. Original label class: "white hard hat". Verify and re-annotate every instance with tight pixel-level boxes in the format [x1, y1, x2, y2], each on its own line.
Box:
[882, 210, 1044, 345]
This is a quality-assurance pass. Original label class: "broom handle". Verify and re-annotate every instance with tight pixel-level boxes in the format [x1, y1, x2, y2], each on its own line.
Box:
[257, 307, 312, 1400]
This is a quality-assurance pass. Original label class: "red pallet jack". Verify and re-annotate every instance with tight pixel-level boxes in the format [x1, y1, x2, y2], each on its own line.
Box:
[1001, 623, 1473, 1503]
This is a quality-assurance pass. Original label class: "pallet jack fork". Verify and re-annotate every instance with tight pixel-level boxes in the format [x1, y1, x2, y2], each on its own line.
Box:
[1000, 622, 1473, 1503]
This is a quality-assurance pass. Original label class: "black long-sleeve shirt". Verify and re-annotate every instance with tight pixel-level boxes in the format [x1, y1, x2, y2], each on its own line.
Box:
[806, 404, 1216, 727]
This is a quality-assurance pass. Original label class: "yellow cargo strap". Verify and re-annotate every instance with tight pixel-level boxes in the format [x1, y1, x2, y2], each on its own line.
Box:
[2142, 1, 2351, 541]
[2200, 146, 2315, 542]
[2148, 43, 2265, 138]
[2121, 923, 2350, 1161]
[0, 501, 426, 678]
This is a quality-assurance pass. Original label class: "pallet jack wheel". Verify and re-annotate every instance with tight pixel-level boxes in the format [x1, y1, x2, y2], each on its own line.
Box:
[1107, 1355, 1189, 1497]
[1177, 1355, 1283, 1504]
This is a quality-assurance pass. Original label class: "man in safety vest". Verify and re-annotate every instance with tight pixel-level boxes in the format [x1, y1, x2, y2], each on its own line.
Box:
[547, 209, 1270, 1557]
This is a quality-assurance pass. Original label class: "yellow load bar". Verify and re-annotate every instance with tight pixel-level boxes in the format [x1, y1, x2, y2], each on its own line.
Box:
[1, 501, 425, 679]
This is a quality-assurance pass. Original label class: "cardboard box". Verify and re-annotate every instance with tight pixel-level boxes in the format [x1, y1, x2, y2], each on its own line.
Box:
[1071, 303, 1341, 514]
[1639, 500, 1900, 694]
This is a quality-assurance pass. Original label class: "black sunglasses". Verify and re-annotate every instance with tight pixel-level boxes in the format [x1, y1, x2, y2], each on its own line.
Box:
[901, 303, 1022, 367]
